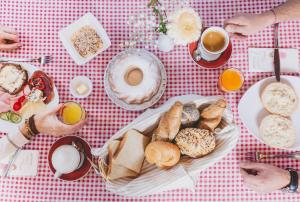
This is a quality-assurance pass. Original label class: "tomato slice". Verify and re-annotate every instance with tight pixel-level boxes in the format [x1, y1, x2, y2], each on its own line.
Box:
[18, 95, 26, 103]
[13, 102, 22, 111]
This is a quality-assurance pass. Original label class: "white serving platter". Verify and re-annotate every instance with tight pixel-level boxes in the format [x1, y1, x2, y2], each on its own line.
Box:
[59, 13, 111, 65]
[0, 62, 59, 134]
[238, 76, 300, 150]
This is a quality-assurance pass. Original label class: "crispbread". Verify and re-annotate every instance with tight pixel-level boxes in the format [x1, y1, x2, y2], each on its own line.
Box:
[107, 140, 137, 180]
[0, 63, 28, 95]
[113, 130, 150, 173]
[260, 114, 296, 148]
[261, 82, 298, 116]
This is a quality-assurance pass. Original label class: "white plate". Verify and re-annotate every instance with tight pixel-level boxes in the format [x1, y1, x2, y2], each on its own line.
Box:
[0, 62, 59, 134]
[59, 13, 111, 65]
[104, 48, 167, 111]
[238, 76, 300, 150]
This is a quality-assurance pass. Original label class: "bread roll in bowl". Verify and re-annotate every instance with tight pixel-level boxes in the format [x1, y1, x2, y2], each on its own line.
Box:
[145, 141, 181, 168]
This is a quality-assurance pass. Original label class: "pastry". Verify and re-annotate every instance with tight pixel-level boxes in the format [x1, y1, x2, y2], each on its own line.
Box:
[0, 63, 28, 95]
[260, 114, 296, 148]
[152, 101, 183, 141]
[145, 141, 180, 168]
[198, 99, 227, 131]
[181, 104, 200, 126]
[107, 140, 137, 180]
[261, 82, 298, 116]
[175, 128, 215, 158]
[113, 129, 150, 173]
[71, 25, 103, 58]
[108, 53, 161, 104]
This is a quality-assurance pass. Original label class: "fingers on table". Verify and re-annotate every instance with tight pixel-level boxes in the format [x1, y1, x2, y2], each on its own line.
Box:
[224, 24, 247, 35]
[1, 25, 18, 35]
[240, 162, 266, 170]
[63, 119, 87, 134]
[47, 103, 64, 115]
[0, 31, 19, 42]
[0, 43, 20, 51]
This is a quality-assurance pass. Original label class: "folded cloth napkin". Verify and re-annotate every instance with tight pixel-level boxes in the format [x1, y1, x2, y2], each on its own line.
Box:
[0, 150, 39, 177]
[248, 48, 299, 72]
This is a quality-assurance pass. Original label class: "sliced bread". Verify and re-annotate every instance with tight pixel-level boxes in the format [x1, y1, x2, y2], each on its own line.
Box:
[113, 130, 150, 173]
[107, 140, 137, 180]
[261, 82, 298, 116]
[260, 114, 296, 148]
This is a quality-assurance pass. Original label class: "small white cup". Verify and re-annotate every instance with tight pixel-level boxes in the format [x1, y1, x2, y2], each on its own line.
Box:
[199, 27, 229, 61]
[51, 145, 82, 178]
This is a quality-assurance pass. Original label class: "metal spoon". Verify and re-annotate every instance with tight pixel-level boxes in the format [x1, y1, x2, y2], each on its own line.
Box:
[72, 141, 101, 175]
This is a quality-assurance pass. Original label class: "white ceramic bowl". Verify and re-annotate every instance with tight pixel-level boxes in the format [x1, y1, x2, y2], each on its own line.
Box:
[70, 76, 93, 98]
[59, 13, 111, 65]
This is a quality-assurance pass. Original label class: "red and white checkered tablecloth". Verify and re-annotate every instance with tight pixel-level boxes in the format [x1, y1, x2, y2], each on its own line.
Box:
[0, 0, 300, 201]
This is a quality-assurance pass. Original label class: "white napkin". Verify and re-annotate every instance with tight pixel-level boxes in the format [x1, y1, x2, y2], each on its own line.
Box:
[0, 150, 39, 177]
[94, 95, 240, 197]
[248, 48, 299, 72]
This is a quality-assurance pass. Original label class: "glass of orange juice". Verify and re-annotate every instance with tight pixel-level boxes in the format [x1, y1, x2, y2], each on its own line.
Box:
[60, 101, 86, 125]
[218, 68, 244, 92]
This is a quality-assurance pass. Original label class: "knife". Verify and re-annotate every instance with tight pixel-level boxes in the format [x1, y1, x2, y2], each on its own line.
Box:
[3, 149, 21, 177]
[274, 23, 280, 82]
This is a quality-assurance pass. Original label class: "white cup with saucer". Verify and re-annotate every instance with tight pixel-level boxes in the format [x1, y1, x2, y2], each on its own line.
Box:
[51, 145, 84, 178]
[199, 27, 230, 61]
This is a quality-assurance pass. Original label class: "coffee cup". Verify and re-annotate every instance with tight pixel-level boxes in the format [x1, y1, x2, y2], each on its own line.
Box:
[199, 27, 229, 61]
[51, 145, 83, 178]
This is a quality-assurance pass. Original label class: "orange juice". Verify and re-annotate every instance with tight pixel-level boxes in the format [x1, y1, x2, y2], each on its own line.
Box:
[219, 68, 244, 92]
[60, 102, 85, 125]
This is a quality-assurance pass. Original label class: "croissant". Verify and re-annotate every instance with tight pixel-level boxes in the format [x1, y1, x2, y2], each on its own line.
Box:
[152, 101, 183, 141]
[198, 99, 227, 131]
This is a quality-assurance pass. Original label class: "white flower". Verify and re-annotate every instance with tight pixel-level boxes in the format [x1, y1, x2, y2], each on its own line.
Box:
[167, 7, 202, 45]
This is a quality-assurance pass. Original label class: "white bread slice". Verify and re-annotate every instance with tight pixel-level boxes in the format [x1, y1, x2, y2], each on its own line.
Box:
[107, 140, 137, 180]
[260, 114, 296, 148]
[261, 82, 298, 116]
[113, 130, 150, 173]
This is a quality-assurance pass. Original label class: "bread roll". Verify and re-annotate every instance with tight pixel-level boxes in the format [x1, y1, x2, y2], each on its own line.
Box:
[114, 130, 150, 173]
[198, 99, 227, 131]
[181, 104, 200, 126]
[175, 128, 215, 158]
[107, 140, 137, 180]
[260, 114, 296, 148]
[145, 141, 180, 168]
[261, 82, 298, 116]
[152, 101, 183, 141]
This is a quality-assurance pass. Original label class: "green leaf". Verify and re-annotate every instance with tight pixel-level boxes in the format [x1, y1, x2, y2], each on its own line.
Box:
[147, 0, 158, 7]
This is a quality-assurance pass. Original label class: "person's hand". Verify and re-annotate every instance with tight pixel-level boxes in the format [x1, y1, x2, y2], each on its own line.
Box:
[0, 25, 21, 51]
[224, 12, 275, 39]
[240, 162, 290, 194]
[34, 104, 87, 137]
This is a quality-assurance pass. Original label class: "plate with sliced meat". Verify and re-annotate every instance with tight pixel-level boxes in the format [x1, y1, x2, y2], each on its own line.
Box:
[0, 62, 59, 133]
